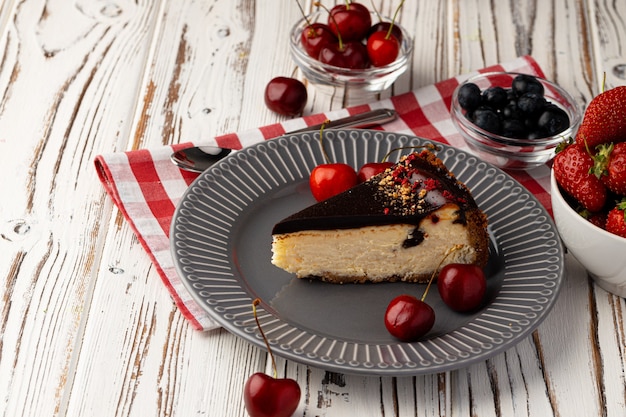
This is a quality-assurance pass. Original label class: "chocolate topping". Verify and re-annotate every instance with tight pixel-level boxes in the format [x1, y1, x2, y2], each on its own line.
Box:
[272, 150, 479, 235]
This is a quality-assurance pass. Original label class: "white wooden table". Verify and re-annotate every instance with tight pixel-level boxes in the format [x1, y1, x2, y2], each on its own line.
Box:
[1, 1, 625, 416]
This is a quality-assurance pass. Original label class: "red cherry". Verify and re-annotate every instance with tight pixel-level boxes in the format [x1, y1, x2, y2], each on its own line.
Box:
[328, 2, 372, 41]
[244, 372, 301, 417]
[264, 77, 308, 116]
[384, 294, 435, 342]
[368, 21, 403, 43]
[300, 22, 337, 58]
[437, 264, 487, 312]
[319, 41, 369, 69]
[309, 163, 358, 201]
[367, 31, 400, 67]
[357, 161, 394, 182]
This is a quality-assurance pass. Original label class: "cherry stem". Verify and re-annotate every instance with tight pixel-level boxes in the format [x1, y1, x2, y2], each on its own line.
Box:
[252, 298, 278, 379]
[319, 119, 332, 163]
[315, 2, 344, 50]
[421, 244, 463, 302]
[385, 0, 406, 39]
[296, 0, 315, 31]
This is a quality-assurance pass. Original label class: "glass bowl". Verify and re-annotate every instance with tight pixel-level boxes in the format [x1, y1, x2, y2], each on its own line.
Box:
[450, 72, 582, 170]
[289, 11, 413, 103]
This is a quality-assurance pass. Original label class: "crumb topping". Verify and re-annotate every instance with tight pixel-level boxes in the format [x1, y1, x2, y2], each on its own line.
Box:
[375, 151, 467, 216]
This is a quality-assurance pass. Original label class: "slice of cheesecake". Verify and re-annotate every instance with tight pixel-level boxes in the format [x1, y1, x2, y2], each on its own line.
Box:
[271, 150, 489, 284]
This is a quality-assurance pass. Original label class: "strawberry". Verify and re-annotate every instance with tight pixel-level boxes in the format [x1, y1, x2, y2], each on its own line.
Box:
[605, 199, 626, 238]
[590, 142, 626, 195]
[575, 86, 626, 150]
[553, 141, 607, 212]
[580, 209, 607, 230]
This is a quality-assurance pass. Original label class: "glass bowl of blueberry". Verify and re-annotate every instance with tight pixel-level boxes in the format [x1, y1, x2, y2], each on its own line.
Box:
[289, 8, 413, 104]
[450, 72, 582, 170]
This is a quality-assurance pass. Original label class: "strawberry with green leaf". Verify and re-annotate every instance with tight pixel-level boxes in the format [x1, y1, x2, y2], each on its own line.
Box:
[575, 86, 626, 150]
[590, 142, 626, 195]
[580, 209, 607, 229]
[605, 199, 626, 238]
[553, 141, 607, 213]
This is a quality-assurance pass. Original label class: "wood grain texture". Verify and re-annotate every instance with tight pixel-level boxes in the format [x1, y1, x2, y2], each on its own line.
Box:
[0, 0, 624, 416]
[0, 0, 161, 415]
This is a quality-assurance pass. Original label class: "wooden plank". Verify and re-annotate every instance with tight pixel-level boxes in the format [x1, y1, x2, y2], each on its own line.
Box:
[0, 0, 162, 415]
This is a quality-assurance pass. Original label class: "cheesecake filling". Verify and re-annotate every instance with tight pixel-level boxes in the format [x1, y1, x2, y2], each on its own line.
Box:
[271, 205, 478, 283]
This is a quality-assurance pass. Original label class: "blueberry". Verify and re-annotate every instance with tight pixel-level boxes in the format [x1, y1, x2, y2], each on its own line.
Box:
[537, 104, 570, 135]
[512, 74, 544, 96]
[501, 119, 527, 138]
[457, 83, 482, 112]
[472, 107, 502, 134]
[507, 89, 517, 100]
[517, 92, 546, 116]
[524, 117, 539, 132]
[482, 86, 508, 109]
[502, 102, 522, 120]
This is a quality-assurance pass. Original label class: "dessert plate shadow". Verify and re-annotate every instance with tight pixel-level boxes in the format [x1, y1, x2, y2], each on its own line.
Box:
[170, 129, 564, 376]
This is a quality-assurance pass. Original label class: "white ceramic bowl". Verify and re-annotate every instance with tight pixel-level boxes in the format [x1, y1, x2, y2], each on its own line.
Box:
[551, 170, 626, 297]
[289, 11, 412, 102]
[451, 72, 582, 170]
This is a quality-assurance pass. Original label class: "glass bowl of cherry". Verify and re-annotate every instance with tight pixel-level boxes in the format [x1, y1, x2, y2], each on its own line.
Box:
[450, 72, 582, 170]
[289, 8, 413, 103]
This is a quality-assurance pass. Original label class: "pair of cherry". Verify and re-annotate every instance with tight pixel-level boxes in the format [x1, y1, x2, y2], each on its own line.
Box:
[306, 119, 399, 201]
[310, 160, 393, 201]
[385, 261, 487, 342]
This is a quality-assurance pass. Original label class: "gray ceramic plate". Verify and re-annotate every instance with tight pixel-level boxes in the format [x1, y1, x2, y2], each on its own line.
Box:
[170, 130, 564, 376]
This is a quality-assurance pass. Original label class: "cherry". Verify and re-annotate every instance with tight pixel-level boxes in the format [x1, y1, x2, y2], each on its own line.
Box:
[327, 2, 372, 41]
[385, 294, 435, 342]
[295, 1, 336, 58]
[244, 373, 301, 417]
[310, 163, 358, 201]
[368, 21, 403, 43]
[366, 0, 404, 67]
[367, 30, 400, 67]
[243, 299, 301, 417]
[357, 161, 394, 182]
[309, 120, 357, 201]
[437, 264, 487, 312]
[357, 145, 440, 183]
[300, 22, 337, 59]
[264, 77, 308, 116]
[318, 40, 369, 69]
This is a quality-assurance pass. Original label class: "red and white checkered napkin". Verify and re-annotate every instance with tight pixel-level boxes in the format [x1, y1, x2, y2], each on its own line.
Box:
[94, 55, 552, 331]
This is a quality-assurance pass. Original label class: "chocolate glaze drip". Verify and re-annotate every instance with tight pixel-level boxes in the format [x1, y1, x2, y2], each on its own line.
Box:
[272, 150, 479, 235]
